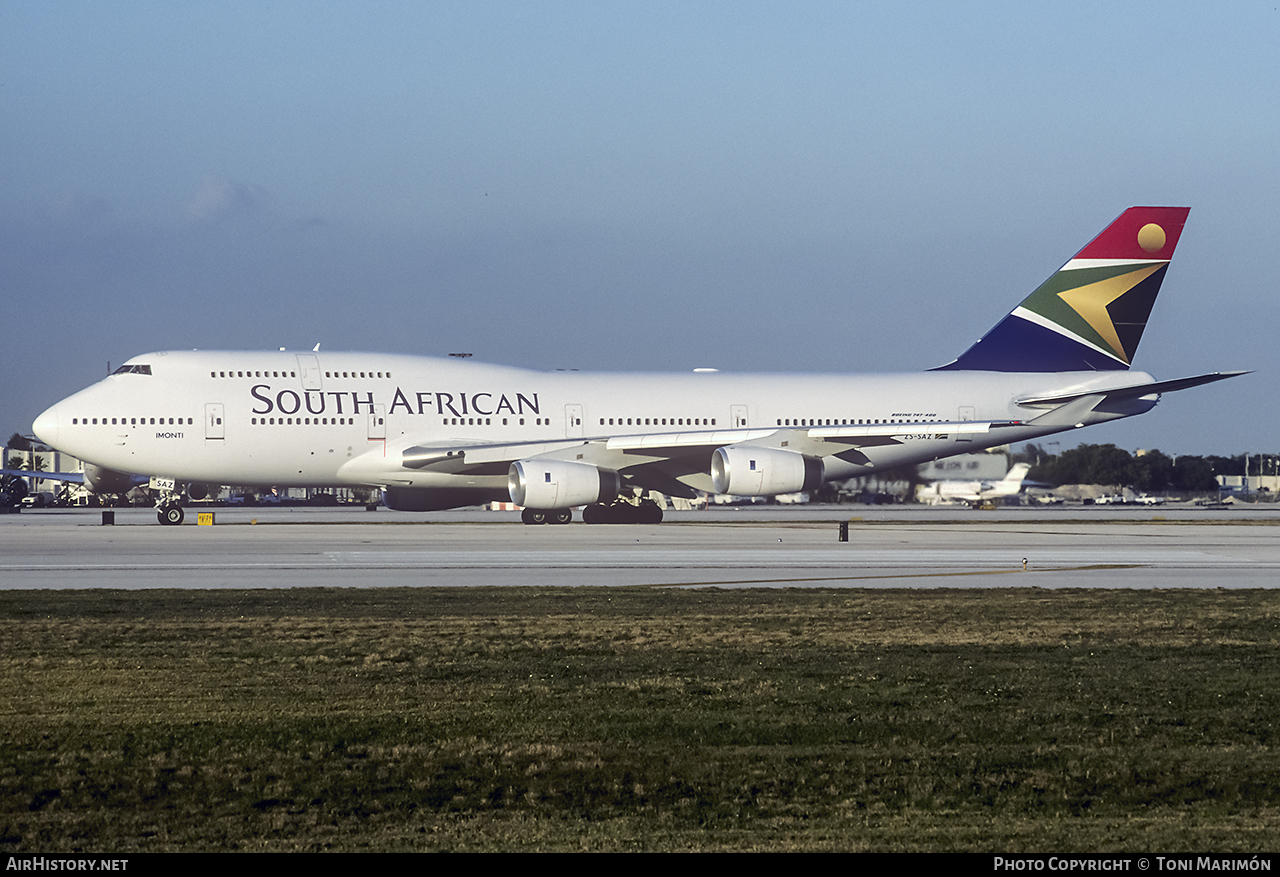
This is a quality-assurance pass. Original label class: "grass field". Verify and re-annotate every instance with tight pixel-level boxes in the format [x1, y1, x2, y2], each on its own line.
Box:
[1, 587, 1277, 851]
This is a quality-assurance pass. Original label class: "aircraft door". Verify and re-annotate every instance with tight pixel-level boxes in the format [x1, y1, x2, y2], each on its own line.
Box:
[204, 403, 225, 440]
[367, 404, 386, 441]
[297, 354, 323, 390]
[565, 404, 583, 439]
[730, 404, 749, 428]
[957, 405, 975, 443]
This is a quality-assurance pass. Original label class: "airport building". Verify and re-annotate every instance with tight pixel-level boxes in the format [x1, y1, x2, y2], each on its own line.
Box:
[1217, 474, 1280, 494]
[916, 451, 1010, 482]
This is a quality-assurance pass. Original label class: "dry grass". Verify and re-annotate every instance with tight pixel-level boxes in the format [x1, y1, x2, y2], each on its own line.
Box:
[1, 587, 1278, 851]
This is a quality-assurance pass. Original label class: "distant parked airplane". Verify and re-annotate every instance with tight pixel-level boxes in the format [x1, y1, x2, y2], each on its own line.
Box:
[916, 462, 1032, 507]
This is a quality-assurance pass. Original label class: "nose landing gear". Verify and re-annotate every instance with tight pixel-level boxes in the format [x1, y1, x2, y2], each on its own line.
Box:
[154, 481, 186, 525]
[157, 504, 185, 526]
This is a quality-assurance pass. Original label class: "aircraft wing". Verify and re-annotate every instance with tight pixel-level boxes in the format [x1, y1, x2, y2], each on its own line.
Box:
[371, 419, 1024, 498]
[0, 469, 84, 484]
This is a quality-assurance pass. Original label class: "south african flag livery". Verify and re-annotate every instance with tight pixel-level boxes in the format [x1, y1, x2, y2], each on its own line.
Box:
[936, 207, 1190, 372]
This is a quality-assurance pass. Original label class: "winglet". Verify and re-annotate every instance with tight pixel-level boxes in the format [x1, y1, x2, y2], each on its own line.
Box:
[934, 207, 1190, 372]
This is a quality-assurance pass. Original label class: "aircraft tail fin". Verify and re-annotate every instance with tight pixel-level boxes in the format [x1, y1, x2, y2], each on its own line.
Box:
[1003, 462, 1032, 486]
[934, 207, 1190, 372]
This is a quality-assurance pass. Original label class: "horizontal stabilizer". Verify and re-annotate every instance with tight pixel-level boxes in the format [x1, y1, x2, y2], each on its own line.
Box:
[1017, 371, 1249, 408]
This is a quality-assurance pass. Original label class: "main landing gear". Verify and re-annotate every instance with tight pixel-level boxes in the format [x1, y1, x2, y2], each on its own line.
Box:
[582, 497, 663, 524]
[521, 507, 572, 525]
[519, 497, 665, 525]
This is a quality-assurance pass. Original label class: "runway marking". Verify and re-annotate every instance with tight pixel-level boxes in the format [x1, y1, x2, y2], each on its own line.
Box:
[319, 548, 1230, 567]
[0, 549, 1255, 578]
[646, 563, 1147, 588]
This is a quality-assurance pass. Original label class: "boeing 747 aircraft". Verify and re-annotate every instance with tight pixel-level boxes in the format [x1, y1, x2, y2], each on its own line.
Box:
[32, 207, 1243, 524]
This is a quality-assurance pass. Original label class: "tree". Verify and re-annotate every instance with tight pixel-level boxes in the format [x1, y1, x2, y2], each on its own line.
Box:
[1084, 444, 1134, 486]
[1205, 454, 1244, 477]
[1032, 444, 1135, 487]
[1019, 442, 1256, 494]
[1171, 456, 1218, 492]
[6, 453, 45, 472]
[1130, 450, 1174, 492]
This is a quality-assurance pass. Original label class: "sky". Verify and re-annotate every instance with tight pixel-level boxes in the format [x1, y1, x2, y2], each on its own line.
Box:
[2, 1, 1276, 457]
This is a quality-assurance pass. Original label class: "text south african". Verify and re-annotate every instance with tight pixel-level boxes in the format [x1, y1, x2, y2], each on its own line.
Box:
[249, 386, 541, 418]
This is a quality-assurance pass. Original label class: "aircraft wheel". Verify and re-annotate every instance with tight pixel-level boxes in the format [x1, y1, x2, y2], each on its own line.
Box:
[549, 509, 572, 525]
[615, 502, 643, 524]
[158, 506, 185, 526]
[597, 502, 627, 524]
[521, 508, 548, 525]
[583, 504, 616, 524]
[637, 499, 663, 524]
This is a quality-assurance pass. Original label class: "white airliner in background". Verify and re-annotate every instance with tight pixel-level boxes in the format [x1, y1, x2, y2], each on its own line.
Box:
[32, 207, 1243, 525]
[915, 462, 1033, 508]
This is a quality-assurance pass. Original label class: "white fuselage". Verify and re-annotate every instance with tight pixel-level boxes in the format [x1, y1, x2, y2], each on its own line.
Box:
[33, 350, 1159, 498]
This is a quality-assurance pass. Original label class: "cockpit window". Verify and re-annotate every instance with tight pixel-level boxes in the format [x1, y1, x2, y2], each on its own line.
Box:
[113, 364, 152, 375]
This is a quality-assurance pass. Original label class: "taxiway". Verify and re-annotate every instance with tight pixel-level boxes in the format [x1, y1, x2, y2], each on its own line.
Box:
[1, 505, 1277, 589]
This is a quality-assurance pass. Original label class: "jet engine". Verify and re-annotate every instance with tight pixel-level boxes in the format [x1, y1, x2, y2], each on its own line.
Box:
[83, 463, 136, 495]
[383, 486, 508, 511]
[509, 460, 621, 509]
[710, 446, 824, 496]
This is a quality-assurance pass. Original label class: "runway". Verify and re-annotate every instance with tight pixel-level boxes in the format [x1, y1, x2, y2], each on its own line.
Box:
[2, 504, 1277, 588]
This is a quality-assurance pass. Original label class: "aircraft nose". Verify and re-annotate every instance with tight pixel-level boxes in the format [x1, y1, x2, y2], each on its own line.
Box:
[32, 403, 60, 447]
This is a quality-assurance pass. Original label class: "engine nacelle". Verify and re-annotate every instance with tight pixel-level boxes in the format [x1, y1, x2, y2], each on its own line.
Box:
[383, 486, 508, 511]
[710, 446, 824, 496]
[83, 463, 136, 494]
[509, 460, 621, 509]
